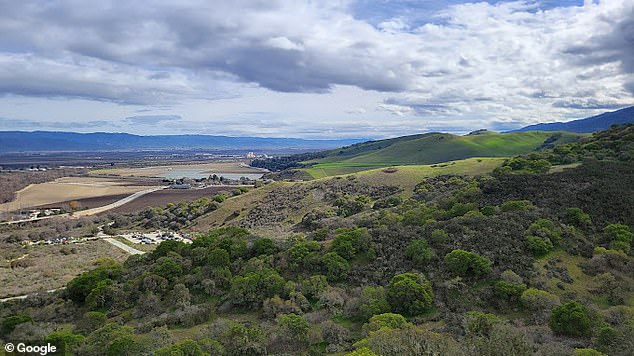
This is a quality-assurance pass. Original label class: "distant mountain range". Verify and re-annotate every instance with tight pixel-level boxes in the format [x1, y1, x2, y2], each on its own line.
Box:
[0, 131, 364, 153]
[512, 106, 634, 133]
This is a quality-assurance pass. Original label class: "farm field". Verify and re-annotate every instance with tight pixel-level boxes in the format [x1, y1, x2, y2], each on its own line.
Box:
[0, 239, 129, 298]
[91, 161, 264, 178]
[108, 185, 233, 214]
[0, 177, 158, 212]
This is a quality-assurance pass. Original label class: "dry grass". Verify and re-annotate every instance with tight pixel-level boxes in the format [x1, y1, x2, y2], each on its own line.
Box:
[91, 161, 262, 177]
[0, 177, 156, 211]
[0, 239, 129, 298]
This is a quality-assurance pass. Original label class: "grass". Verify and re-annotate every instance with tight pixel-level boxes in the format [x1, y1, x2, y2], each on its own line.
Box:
[533, 250, 634, 309]
[300, 131, 583, 178]
[0, 239, 129, 298]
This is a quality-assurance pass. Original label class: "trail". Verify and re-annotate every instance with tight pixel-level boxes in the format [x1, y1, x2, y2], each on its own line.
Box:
[72, 186, 166, 217]
[0, 288, 64, 303]
[104, 238, 145, 255]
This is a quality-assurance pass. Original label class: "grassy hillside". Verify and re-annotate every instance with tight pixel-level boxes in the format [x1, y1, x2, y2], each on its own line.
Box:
[297, 131, 582, 178]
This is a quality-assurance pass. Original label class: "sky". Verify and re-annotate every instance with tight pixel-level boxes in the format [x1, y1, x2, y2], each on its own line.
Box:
[0, 0, 632, 139]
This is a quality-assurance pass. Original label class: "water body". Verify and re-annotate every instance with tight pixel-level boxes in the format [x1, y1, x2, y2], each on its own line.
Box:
[159, 168, 263, 180]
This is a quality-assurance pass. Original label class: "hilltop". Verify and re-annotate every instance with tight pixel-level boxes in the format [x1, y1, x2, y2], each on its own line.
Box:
[253, 130, 583, 178]
[512, 105, 634, 133]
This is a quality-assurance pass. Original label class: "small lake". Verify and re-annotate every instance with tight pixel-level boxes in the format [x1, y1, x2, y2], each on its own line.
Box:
[159, 168, 263, 180]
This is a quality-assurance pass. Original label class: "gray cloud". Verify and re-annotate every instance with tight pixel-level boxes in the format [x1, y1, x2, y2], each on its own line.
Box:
[552, 98, 625, 110]
[563, 3, 634, 73]
[0, 117, 112, 130]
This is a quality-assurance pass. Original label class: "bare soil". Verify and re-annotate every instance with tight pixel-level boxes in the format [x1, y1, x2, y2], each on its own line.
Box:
[108, 186, 233, 214]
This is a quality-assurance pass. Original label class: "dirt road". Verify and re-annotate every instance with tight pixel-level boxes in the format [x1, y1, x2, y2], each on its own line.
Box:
[104, 238, 145, 255]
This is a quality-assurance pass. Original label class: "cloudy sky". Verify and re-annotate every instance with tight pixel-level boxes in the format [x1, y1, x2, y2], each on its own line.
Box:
[0, 0, 632, 139]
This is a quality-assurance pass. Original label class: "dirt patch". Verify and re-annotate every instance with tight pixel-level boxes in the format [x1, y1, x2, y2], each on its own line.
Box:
[108, 186, 233, 214]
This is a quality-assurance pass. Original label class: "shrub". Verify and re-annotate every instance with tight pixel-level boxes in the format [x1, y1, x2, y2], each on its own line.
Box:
[221, 322, 266, 356]
[405, 239, 435, 267]
[430, 229, 449, 243]
[565, 207, 592, 226]
[500, 200, 534, 212]
[549, 301, 592, 336]
[358, 286, 390, 321]
[277, 313, 310, 343]
[526, 235, 554, 256]
[1, 314, 33, 336]
[208, 248, 230, 268]
[155, 339, 206, 356]
[365, 313, 411, 334]
[494, 277, 526, 301]
[331, 228, 370, 260]
[520, 288, 560, 324]
[46, 331, 85, 354]
[253, 238, 276, 256]
[66, 258, 123, 304]
[444, 250, 492, 278]
[230, 268, 285, 307]
[386, 273, 433, 316]
[321, 252, 350, 281]
[299, 275, 329, 299]
[464, 311, 500, 337]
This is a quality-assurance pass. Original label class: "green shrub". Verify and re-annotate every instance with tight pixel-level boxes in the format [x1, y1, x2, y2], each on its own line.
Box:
[494, 280, 526, 301]
[155, 339, 206, 356]
[277, 313, 310, 343]
[1, 314, 32, 336]
[253, 238, 276, 256]
[358, 286, 390, 320]
[549, 301, 592, 336]
[405, 239, 435, 267]
[464, 311, 500, 337]
[321, 252, 350, 281]
[46, 331, 85, 355]
[208, 248, 230, 267]
[365, 313, 411, 333]
[67, 258, 123, 304]
[430, 229, 448, 243]
[444, 249, 492, 277]
[565, 207, 592, 226]
[500, 200, 534, 212]
[386, 273, 433, 316]
[526, 235, 554, 256]
[331, 228, 370, 260]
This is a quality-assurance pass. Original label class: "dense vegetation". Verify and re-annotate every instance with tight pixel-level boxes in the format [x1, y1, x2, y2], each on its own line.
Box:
[1, 126, 633, 355]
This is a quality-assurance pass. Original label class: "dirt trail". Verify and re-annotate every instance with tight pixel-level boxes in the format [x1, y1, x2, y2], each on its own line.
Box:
[104, 238, 145, 255]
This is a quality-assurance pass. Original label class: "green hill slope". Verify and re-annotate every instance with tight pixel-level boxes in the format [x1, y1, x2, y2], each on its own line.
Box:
[299, 131, 582, 177]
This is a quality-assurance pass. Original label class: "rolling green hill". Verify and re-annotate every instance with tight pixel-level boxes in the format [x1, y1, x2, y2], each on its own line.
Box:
[299, 131, 583, 178]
